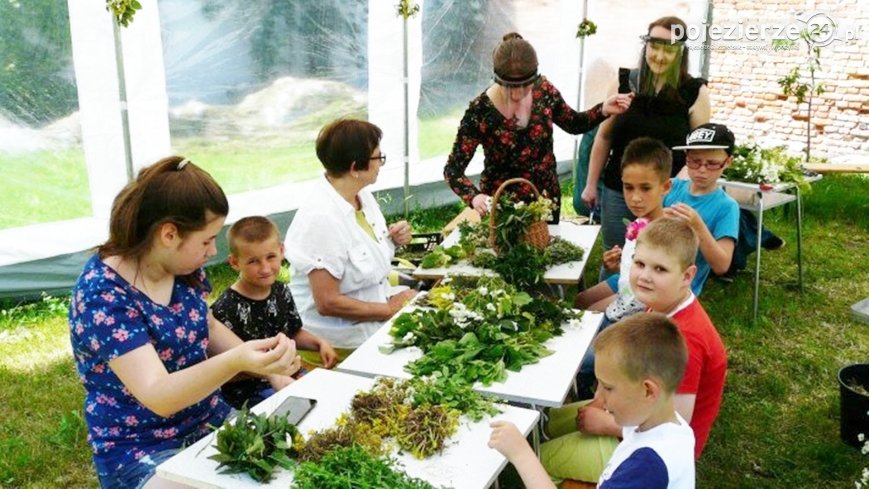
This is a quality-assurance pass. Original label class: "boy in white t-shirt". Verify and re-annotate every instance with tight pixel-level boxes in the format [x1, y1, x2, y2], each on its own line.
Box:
[488, 313, 695, 488]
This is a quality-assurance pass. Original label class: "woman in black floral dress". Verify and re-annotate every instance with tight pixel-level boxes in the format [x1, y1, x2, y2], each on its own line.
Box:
[444, 32, 633, 221]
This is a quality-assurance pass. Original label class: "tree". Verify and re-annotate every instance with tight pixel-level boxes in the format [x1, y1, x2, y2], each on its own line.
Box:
[199, 0, 367, 87]
[0, 1, 77, 126]
[772, 18, 832, 162]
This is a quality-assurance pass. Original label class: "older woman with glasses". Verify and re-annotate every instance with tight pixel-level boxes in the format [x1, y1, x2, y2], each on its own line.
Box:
[284, 119, 417, 363]
[580, 16, 711, 271]
[444, 32, 633, 221]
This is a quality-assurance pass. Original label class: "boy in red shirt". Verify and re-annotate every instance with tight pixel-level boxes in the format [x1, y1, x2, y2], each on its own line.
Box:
[541, 217, 726, 482]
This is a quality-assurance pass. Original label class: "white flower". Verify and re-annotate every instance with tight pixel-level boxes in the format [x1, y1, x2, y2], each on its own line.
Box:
[514, 201, 526, 209]
[285, 433, 294, 448]
[486, 303, 496, 312]
[402, 332, 415, 343]
[477, 287, 489, 295]
[860, 433, 866, 442]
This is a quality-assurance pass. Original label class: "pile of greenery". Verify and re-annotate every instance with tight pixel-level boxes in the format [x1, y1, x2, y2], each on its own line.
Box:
[724, 144, 809, 190]
[293, 446, 435, 489]
[209, 375, 499, 482]
[387, 276, 582, 386]
[420, 195, 585, 290]
[209, 406, 303, 482]
[302, 376, 499, 460]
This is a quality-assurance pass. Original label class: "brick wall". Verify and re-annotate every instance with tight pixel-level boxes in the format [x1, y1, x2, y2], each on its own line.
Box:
[707, 0, 868, 159]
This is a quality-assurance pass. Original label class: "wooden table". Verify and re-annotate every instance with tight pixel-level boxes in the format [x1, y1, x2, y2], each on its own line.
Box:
[156, 369, 540, 489]
[412, 221, 601, 285]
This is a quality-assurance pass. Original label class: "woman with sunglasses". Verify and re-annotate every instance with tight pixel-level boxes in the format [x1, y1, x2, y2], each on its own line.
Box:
[444, 32, 633, 221]
[284, 119, 417, 360]
[581, 16, 711, 267]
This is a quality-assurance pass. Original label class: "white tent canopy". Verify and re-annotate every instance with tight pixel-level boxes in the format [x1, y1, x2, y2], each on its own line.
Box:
[0, 0, 708, 298]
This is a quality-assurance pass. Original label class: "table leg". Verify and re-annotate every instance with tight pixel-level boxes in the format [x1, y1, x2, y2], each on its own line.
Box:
[753, 193, 764, 321]
[796, 186, 804, 293]
[532, 404, 543, 456]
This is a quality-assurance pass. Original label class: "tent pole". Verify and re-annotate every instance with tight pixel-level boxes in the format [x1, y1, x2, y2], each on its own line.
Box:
[112, 17, 134, 182]
[572, 0, 589, 184]
[402, 14, 410, 218]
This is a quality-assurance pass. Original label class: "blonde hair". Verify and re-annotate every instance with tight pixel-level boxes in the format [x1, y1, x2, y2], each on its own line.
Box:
[636, 217, 698, 270]
[594, 312, 688, 392]
[227, 216, 280, 256]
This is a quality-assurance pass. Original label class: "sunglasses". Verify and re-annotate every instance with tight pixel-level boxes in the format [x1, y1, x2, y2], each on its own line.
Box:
[685, 157, 727, 170]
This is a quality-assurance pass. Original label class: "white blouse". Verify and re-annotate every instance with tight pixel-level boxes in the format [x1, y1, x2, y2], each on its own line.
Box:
[284, 175, 402, 348]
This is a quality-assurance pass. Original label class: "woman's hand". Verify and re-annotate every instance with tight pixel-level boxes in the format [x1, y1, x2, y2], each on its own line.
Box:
[471, 193, 491, 216]
[388, 220, 413, 246]
[601, 92, 634, 116]
[266, 374, 295, 391]
[580, 185, 599, 209]
[233, 333, 299, 378]
[388, 289, 418, 315]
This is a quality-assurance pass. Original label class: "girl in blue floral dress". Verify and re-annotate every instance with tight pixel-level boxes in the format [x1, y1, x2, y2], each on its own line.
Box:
[69, 156, 301, 489]
[444, 32, 633, 220]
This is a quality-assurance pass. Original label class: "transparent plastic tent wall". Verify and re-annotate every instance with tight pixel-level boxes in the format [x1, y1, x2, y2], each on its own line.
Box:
[0, 0, 707, 298]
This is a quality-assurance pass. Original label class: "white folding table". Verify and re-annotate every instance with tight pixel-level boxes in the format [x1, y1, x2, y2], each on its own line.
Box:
[156, 368, 539, 489]
[718, 177, 820, 320]
[412, 222, 601, 285]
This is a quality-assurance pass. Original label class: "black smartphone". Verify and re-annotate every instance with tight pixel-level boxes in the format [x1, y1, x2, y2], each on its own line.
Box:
[271, 395, 317, 426]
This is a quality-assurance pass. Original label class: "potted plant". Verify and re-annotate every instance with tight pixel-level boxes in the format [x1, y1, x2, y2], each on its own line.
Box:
[838, 363, 869, 448]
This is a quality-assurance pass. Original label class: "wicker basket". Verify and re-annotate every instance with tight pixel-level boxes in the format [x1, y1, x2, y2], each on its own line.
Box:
[489, 178, 551, 252]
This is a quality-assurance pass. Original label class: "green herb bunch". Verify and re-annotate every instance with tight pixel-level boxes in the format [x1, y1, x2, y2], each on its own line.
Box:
[724, 144, 809, 190]
[420, 217, 584, 292]
[576, 18, 598, 38]
[105, 0, 142, 26]
[407, 374, 501, 422]
[491, 193, 554, 252]
[389, 276, 582, 386]
[296, 413, 385, 463]
[209, 407, 302, 482]
[298, 376, 497, 462]
[348, 377, 460, 459]
[395, 404, 458, 459]
[293, 445, 435, 489]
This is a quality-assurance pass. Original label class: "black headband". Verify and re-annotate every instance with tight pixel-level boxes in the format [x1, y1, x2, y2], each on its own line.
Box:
[492, 70, 539, 88]
[640, 34, 685, 46]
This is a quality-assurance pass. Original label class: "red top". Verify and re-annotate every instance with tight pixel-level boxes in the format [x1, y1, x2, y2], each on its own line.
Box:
[671, 296, 728, 459]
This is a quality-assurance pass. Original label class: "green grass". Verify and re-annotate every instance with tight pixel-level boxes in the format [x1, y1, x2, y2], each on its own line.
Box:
[0, 175, 867, 487]
[0, 110, 463, 232]
[418, 108, 463, 160]
[175, 139, 323, 195]
[0, 149, 91, 230]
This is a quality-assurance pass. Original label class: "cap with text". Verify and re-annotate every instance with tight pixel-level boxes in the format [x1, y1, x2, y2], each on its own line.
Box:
[673, 123, 735, 154]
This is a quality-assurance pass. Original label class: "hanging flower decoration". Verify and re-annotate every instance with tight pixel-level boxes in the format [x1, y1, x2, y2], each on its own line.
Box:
[576, 18, 598, 39]
[106, 0, 142, 27]
[396, 0, 420, 20]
